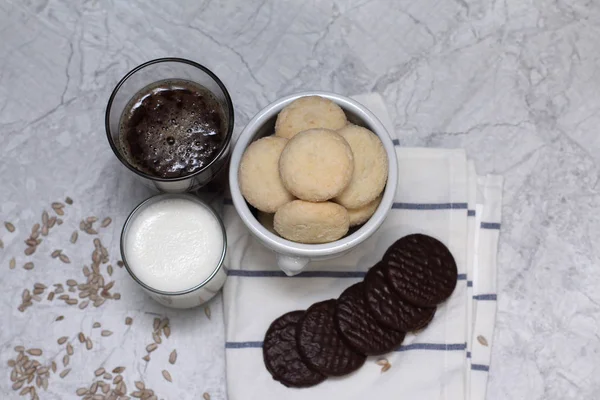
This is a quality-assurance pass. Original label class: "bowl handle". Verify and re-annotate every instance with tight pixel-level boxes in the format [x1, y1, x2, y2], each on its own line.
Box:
[276, 255, 310, 276]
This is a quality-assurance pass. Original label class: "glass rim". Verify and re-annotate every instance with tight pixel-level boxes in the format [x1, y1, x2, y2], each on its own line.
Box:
[105, 57, 235, 182]
[120, 193, 227, 296]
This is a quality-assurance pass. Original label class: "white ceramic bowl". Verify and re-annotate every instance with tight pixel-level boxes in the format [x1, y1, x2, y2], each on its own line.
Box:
[229, 91, 398, 275]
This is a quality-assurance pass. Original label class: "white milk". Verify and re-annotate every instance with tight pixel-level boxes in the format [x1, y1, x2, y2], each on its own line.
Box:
[124, 197, 224, 293]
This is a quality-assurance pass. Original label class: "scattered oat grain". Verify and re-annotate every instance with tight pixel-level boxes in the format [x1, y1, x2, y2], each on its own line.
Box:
[477, 335, 489, 347]
[161, 370, 172, 383]
[169, 350, 177, 365]
[5, 222, 15, 232]
[59, 368, 71, 378]
[101, 217, 112, 228]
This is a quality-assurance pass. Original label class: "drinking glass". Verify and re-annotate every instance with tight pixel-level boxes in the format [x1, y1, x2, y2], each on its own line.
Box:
[105, 58, 234, 192]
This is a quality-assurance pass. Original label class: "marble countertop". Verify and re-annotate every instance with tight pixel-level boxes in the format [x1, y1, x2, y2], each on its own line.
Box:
[1, 0, 599, 399]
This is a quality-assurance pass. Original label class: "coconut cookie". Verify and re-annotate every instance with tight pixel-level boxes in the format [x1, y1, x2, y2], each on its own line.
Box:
[275, 96, 347, 139]
[334, 125, 388, 209]
[239, 136, 295, 213]
[274, 200, 349, 244]
[279, 129, 354, 202]
[347, 194, 382, 227]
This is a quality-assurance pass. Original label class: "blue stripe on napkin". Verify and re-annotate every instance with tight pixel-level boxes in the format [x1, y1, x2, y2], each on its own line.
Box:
[473, 294, 497, 301]
[467, 210, 476, 217]
[480, 222, 501, 230]
[392, 202, 468, 210]
[471, 364, 490, 372]
[395, 343, 466, 352]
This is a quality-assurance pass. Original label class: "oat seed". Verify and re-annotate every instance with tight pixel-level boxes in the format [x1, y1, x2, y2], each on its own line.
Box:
[153, 332, 161, 344]
[70, 231, 78, 244]
[25, 247, 36, 256]
[63, 354, 69, 367]
[117, 260, 124, 267]
[59, 368, 71, 378]
[94, 367, 105, 376]
[27, 349, 42, 356]
[9, 257, 16, 269]
[477, 335, 488, 347]
[5, 221, 15, 232]
[381, 363, 391, 372]
[146, 343, 158, 353]
[101, 330, 112, 337]
[78, 300, 89, 309]
[93, 322, 101, 328]
[204, 306, 211, 320]
[65, 197, 73, 205]
[76, 388, 88, 395]
[203, 393, 211, 400]
[107, 265, 113, 276]
[125, 317, 132, 325]
[51, 249, 62, 258]
[169, 350, 177, 365]
[161, 370, 172, 382]
[86, 338, 92, 350]
[66, 299, 78, 305]
[142, 355, 150, 362]
[41, 225, 48, 236]
[112, 366, 125, 374]
[78, 333, 85, 343]
[134, 381, 145, 390]
[23, 262, 34, 270]
[59, 254, 71, 264]
[56, 315, 64, 321]
[57, 336, 68, 345]
[100, 217, 112, 228]
[67, 343, 73, 356]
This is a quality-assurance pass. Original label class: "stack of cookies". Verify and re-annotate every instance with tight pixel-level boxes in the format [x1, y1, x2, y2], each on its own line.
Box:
[262, 234, 458, 388]
[238, 96, 389, 244]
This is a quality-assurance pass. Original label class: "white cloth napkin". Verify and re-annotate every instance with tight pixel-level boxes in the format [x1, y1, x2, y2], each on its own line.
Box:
[221, 93, 502, 400]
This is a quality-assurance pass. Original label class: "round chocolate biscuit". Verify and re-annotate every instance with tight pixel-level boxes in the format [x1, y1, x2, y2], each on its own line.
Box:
[263, 311, 327, 388]
[297, 300, 366, 376]
[383, 234, 457, 307]
[364, 263, 437, 332]
[335, 282, 406, 355]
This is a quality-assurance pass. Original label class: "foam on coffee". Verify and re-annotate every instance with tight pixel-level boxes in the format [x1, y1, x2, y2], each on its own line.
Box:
[119, 79, 227, 178]
[124, 197, 224, 292]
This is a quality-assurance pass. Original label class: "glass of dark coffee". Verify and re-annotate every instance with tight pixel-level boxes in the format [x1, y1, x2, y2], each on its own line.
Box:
[106, 58, 234, 192]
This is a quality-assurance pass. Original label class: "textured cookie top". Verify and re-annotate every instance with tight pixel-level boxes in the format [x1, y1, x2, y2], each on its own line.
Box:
[297, 300, 366, 376]
[239, 136, 295, 213]
[334, 124, 388, 209]
[274, 200, 349, 244]
[364, 263, 437, 332]
[263, 310, 327, 388]
[279, 129, 354, 202]
[275, 96, 347, 139]
[335, 282, 406, 356]
[383, 234, 458, 307]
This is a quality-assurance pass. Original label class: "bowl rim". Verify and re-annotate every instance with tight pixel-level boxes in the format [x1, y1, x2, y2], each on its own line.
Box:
[229, 91, 398, 258]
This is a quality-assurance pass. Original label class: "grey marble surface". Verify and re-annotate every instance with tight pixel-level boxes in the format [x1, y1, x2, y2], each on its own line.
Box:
[1, 0, 599, 399]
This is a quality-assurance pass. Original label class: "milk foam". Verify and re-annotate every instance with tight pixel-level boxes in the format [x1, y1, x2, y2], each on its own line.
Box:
[124, 198, 223, 292]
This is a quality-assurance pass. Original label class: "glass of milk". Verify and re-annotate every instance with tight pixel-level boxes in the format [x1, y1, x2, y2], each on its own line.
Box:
[121, 193, 227, 308]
